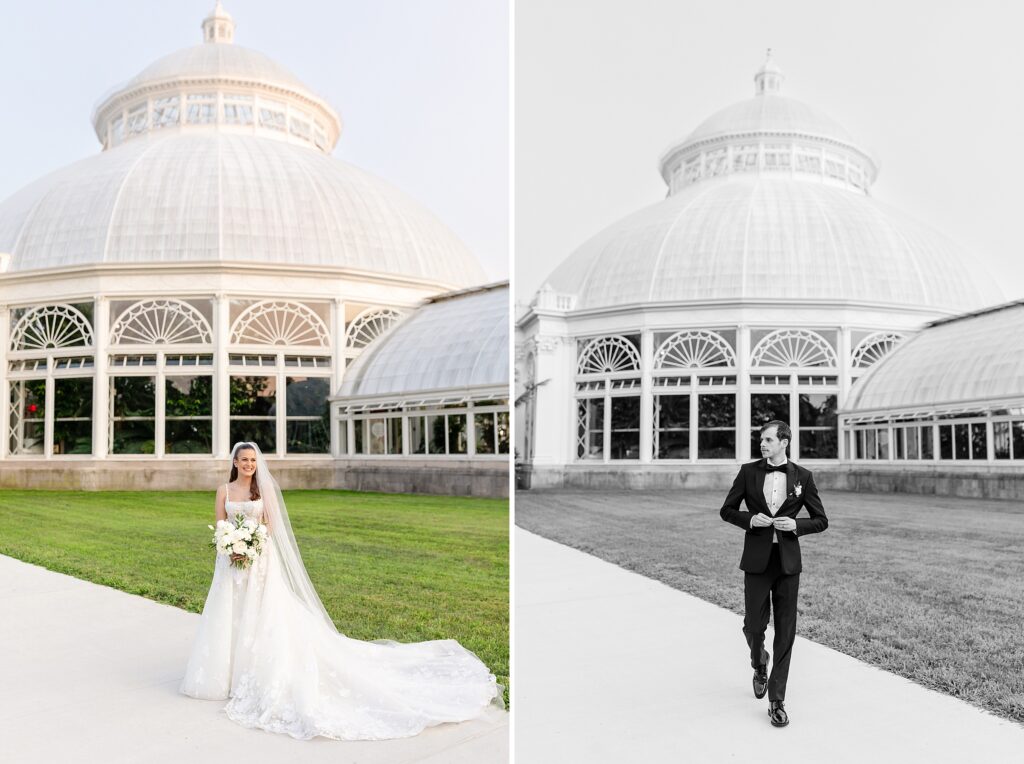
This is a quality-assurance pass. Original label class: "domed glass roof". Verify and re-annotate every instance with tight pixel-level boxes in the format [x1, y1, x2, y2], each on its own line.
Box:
[540, 53, 999, 314]
[338, 283, 508, 399]
[845, 302, 1024, 415]
[0, 132, 484, 286]
[0, 3, 484, 288]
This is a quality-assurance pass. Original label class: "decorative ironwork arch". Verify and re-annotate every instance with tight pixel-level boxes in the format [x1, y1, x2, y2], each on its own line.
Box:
[577, 336, 641, 375]
[750, 329, 837, 368]
[655, 330, 735, 369]
[852, 332, 905, 368]
[10, 304, 93, 351]
[345, 308, 405, 351]
[230, 301, 330, 347]
[110, 299, 212, 345]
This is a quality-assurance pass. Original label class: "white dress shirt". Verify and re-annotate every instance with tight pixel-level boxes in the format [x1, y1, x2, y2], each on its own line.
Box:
[762, 458, 788, 544]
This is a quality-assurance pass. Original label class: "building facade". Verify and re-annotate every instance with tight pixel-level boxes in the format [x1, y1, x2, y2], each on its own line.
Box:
[0, 4, 499, 492]
[516, 55, 1005, 490]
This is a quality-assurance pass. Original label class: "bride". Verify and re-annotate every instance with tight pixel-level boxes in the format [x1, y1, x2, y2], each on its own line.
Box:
[180, 441, 501, 740]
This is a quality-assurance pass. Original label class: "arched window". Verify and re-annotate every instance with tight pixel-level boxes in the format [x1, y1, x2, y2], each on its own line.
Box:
[230, 301, 330, 347]
[345, 308, 405, 351]
[577, 335, 641, 375]
[852, 332, 905, 368]
[750, 329, 837, 368]
[10, 304, 92, 350]
[654, 330, 735, 369]
[110, 299, 212, 345]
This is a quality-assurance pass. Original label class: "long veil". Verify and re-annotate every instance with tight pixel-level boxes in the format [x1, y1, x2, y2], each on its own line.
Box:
[232, 441, 339, 634]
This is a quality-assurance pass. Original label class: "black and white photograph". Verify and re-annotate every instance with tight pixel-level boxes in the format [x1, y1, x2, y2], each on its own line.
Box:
[514, 0, 1024, 761]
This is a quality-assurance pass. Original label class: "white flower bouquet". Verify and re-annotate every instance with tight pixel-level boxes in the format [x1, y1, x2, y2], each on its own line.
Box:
[209, 514, 268, 569]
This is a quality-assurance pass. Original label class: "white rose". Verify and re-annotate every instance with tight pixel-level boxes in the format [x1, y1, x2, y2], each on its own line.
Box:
[245, 547, 256, 558]
[231, 541, 247, 554]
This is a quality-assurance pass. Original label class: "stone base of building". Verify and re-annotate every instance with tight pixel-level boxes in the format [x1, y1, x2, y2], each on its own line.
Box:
[521, 463, 1024, 500]
[0, 458, 509, 498]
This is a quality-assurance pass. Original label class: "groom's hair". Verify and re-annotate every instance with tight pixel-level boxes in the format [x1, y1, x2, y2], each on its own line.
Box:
[760, 420, 791, 445]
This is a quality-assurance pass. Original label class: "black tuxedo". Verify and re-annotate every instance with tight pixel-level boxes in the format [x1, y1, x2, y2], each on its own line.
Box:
[719, 458, 829, 701]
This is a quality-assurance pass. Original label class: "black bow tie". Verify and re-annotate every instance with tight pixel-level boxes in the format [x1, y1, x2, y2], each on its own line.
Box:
[765, 463, 787, 473]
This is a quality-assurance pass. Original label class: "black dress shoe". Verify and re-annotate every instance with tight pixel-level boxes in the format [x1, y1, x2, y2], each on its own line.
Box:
[752, 666, 768, 699]
[769, 700, 789, 727]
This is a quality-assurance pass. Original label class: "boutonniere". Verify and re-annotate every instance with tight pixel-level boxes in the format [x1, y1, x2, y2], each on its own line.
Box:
[793, 482, 803, 498]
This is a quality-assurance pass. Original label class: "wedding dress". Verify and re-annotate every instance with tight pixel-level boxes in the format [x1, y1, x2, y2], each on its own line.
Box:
[179, 443, 500, 740]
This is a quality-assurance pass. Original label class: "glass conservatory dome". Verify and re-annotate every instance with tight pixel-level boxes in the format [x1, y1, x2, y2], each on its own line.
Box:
[540, 52, 1000, 314]
[0, 1, 485, 289]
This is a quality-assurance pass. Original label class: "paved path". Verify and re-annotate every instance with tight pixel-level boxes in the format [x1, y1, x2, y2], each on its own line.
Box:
[0, 555, 507, 763]
[515, 528, 1024, 763]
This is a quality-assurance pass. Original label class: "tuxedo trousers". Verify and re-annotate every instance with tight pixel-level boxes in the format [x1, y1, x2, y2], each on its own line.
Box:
[742, 545, 799, 702]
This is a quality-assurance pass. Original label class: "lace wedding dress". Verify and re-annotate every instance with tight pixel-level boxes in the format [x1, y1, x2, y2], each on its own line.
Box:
[180, 474, 500, 741]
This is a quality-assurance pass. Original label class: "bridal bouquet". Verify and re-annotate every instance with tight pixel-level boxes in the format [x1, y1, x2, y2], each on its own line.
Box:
[209, 514, 268, 569]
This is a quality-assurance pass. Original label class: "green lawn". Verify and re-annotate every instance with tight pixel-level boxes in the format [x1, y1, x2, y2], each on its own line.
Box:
[0, 489, 509, 704]
[517, 488, 1024, 725]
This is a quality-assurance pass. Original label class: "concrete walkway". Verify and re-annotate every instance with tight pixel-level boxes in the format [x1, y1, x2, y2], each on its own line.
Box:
[515, 528, 1024, 763]
[0, 554, 507, 763]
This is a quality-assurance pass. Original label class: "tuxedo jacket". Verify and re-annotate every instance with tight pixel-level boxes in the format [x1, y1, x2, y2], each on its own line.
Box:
[719, 459, 828, 575]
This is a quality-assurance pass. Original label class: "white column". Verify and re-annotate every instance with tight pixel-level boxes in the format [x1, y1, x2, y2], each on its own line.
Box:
[214, 293, 230, 458]
[92, 297, 110, 458]
[44, 376, 54, 458]
[789, 373, 799, 459]
[639, 330, 654, 463]
[331, 298, 345, 458]
[688, 373, 698, 463]
[154, 354, 166, 458]
[0, 304, 8, 459]
[530, 333, 572, 466]
[467, 401, 476, 457]
[736, 324, 751, 461]
[837, 325, 852, 461]
[346, 418, 355, 456]
[276, 357, 286, 458]
[602, 384, 611, 463]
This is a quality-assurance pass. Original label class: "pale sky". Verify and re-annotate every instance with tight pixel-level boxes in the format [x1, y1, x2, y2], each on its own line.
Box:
[0, 0, 509, 281]
[515, 0, 1024, 305]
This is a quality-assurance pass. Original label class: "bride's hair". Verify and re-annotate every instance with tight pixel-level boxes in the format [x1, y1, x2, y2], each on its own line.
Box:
[229, 442, 262, 501]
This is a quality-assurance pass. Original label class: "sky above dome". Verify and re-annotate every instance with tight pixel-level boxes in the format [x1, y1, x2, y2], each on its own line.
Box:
[0, 0, 508, 281]
[515, 0, 1024, 304]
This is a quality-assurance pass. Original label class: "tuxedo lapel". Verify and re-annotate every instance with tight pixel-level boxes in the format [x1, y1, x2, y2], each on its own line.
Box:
[753, 459, 770, 514]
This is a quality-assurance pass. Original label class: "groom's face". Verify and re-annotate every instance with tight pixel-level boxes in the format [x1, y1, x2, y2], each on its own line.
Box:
[760, 427, 788, 462]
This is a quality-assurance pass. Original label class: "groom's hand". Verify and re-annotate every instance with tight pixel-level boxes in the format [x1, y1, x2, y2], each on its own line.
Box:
[773, 517, 797, 533]
[750, 513, 773, 528]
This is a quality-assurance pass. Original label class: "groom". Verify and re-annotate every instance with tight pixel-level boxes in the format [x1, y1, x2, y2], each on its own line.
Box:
[719, 420, 828, 728]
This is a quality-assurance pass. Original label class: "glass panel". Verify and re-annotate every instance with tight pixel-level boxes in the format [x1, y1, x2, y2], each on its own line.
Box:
[285, 377, 329, 454]
[53, 378, 93, 455]
[865, 428, 877, 460]
[906, 426, 919, 460]
[112, 376, 155, 417]
[366, 418, 386, 454]
[751, 393, 790, 457]
[354, 419, 364, 454]
[939, 425, 953, 459]
[971, 423, 987, 460]
[994, 422, 1010, 459]
[230, 376, 277, 415]
[230, 420, 276, 453]
[166, 375, 212, 416]
[921, 426, 934, 459]
[497, 411, 510, 455]
[9, 379, 46, 455]
[654, 394, 688, 460]
[698, 394, 735, 459]
[410, 416, 426, 454]
[165, 420, 212, 454]
[1013, 422, 1024, 460]
[894, 427, 905, 459]
[877, 428, 889, 460]
[448, 415, 468, 455]
[428, 415, 446, 454]
[577, 398, 604, 460]
[474, 412, 496, 455]
[387, 417, 403, 455]
[954, 423, 969, 460]
[610, 396, 640, 460]
[798, 394, 837, 459]
[855, 430, 865, 460]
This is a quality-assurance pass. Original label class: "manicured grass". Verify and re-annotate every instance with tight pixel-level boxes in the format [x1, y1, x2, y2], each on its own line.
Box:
[0, 489, 508, 704]
[517, 488, 1024, 725]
